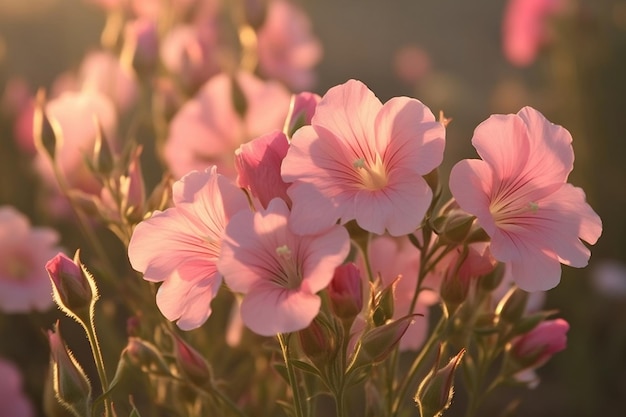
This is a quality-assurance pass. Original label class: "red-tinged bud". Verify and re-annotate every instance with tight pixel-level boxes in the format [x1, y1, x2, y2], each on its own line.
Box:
[298, 319, 335, 366]
[415, 346, 465, 417]
[328, 263, 363, 321]
[496, 287, 529, 325]
[509, 319, 569, 370]
[172, 332, 213, 387]
[124, 337, 171, 376]
[235, 130, 291, 208]
[286, 92, 320, 137]
[46, 250, 97, 323]
[48, 323, 92, 417]
[353, 315, 415, 367]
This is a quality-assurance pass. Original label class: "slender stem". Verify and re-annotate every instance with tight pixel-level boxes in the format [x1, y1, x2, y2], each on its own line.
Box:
[82, 318, 111, 417]
[277, 333, 306, 417]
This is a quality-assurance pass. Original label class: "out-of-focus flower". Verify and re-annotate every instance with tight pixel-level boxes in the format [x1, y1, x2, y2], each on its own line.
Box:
[591, 259, 626, 298]
[393, 44, 431, 85]
[1, 77, 36, 154]
[160, 23, 220, 91]
[164, 72, 290, 179]
[79, 50, 139, 112]
[122, 18, 159, 74]
[502, 0, 568, 67]
[0, 206, 60, 313]
[218, 198, 350, 336]
[235, 130, 291, 209]
[256, 0, 323, 91]
[282, 79, 445, 236]
[128, 167, 249, 330]
[364, 235, 439, 351]
[449, 107, 602, 292]
[0, 358, 34, 417]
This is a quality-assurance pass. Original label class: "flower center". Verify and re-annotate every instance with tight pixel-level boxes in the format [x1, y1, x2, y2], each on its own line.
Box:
[491, 198, 540, 228]
[275, 244, 300, 289]
[353, 153, 388, 191]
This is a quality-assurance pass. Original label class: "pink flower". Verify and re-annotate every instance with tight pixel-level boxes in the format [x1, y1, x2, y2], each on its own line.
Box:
[286, 91, 320, 135]
[128, 167, 249, 330]
[218, 198, 350, 336]
[0, 206, 60, 313]
[0, 358, 34, 417]
[256, 0, 323, 91]
[364, 235, 440, 351]
[510, 318, 569, 369]
[449, 107, 602, 292]
[502, 0, 567, 67]
[164, 72, 291, 179]
[282, 79, 445, 236]
[235, 130, 291, 209]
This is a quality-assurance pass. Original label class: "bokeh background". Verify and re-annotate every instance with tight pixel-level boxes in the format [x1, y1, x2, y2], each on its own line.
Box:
[1, 0, 625, 416]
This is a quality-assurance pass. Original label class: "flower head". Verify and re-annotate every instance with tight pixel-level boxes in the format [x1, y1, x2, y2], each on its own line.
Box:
[218, 198, 350, 336]
[0, 206, 60, 313]
[128, 167, 249, 330]
[449, 107, 602, 291]
[282, 79, 445, 236]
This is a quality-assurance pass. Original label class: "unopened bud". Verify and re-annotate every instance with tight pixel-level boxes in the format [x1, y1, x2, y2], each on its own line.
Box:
[354, 315, 415, 367]
[120, 146, 146, 222]
[372, 278, 397, 326]
[508, 319, 569, 371]
[415, 347, 465, 417]
[439, 211, 475, 244]
[92, 118, 114, 175]
[124, 337, 171, 376]
[286, 92, 320, 137]
[328, 263, 363, 321]
[46, 250, 97, 323]
[298, 319, 335, 367]
[172, 332, 213, 387]
[33, 89, 56, 160]
[48, 323, 92, 417]
[496, 287, 529, 325]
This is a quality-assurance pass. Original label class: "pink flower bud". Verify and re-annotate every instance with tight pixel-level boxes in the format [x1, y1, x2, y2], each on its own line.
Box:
[235, 130, 291, 208]
[123, 18, 159, 74]
[287, 92, 320, 136]
[46, 251, 96, 320]
[510, 318, 569, 369]
[415, 347, 465, 417]
[172, 333, 212, 387]
[328, 263, 363, 321]
[298, 319, 335, 366]
[354, 315, 415, 367]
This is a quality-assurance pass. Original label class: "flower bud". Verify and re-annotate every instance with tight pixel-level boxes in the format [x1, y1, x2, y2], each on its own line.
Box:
[92, 119, 114, 175]
[328, 263, 363, 321]
[509, 319, 569, 370]
[371, 278, 397, 326]
[33, 89, 56, 160]
[124, 337, 171, 376]
[439, 211, 475, 244]
[235, 130, 291, 208]
[119, 146, 146, 222]
[415, 347, 465, 417]
[46, 250, 97, 323]
[172, 332, 213, 387]
[353, 315, 415, 367]
[496, 286, 529, 325]
[48, 323, 92, 417]
[298, 319, 335, 367]
[286, 92, 320, 137]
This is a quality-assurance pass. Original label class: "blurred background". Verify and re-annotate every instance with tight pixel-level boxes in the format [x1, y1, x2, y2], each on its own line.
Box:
[1, 0, 625, 416]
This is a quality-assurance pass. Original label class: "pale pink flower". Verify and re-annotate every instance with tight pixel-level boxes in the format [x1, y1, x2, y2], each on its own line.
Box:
[256, 0, 323, 91]
[364, 235, 439, 351]
[128, 167, 249, 330]
[393, 45, 431, 85]
[160, 23, 220, 91]
[282, 79, 445, 236]
[502, 0, 568, 67]
[449, 107, 602, 292]
[218, 198, 350, 336]
[0, 358, 34, 417]
[79, 50, 139, 112]
[164, 72, 291, 179]
[0, 206, 60, 313]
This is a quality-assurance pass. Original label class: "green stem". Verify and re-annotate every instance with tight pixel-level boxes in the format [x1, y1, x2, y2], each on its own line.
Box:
[82, 318, 111, 417]
[277, 333, 306, 417]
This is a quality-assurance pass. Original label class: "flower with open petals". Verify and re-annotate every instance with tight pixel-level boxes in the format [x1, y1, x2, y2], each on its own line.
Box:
[218, 198, 350, 336]
[449, 106, 602, 292]
[282, 79, 445, 236]
[128, 167, 249, 330]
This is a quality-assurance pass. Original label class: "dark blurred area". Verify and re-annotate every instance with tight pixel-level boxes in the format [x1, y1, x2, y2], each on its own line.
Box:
[1, 0, 625, 416]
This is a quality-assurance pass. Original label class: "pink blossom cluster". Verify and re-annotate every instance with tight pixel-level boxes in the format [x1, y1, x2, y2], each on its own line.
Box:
[128, 78, 601, 348]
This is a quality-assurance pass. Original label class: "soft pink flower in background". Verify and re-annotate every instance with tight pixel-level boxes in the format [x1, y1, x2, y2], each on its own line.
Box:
[165, 72, 290, 179]
[0, 358, 34, 417]
[449, 106, 602, 292]
[591, 259, 626, 298]
[364, 235, 440, 351]
[1, 77, 36, 154]
[256, 0, 323, 91]
[282, 79, 445, 236]
[79, 50, 139, 112]
[128, 167, 249, 330]
[0, 206, 60, 313]
[235, 130, 291, 209]
[123, 18, 160, 73]
[502, 0, 568, 67]
[393, 44, 432, 85]
[218, 198, 350, 336]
